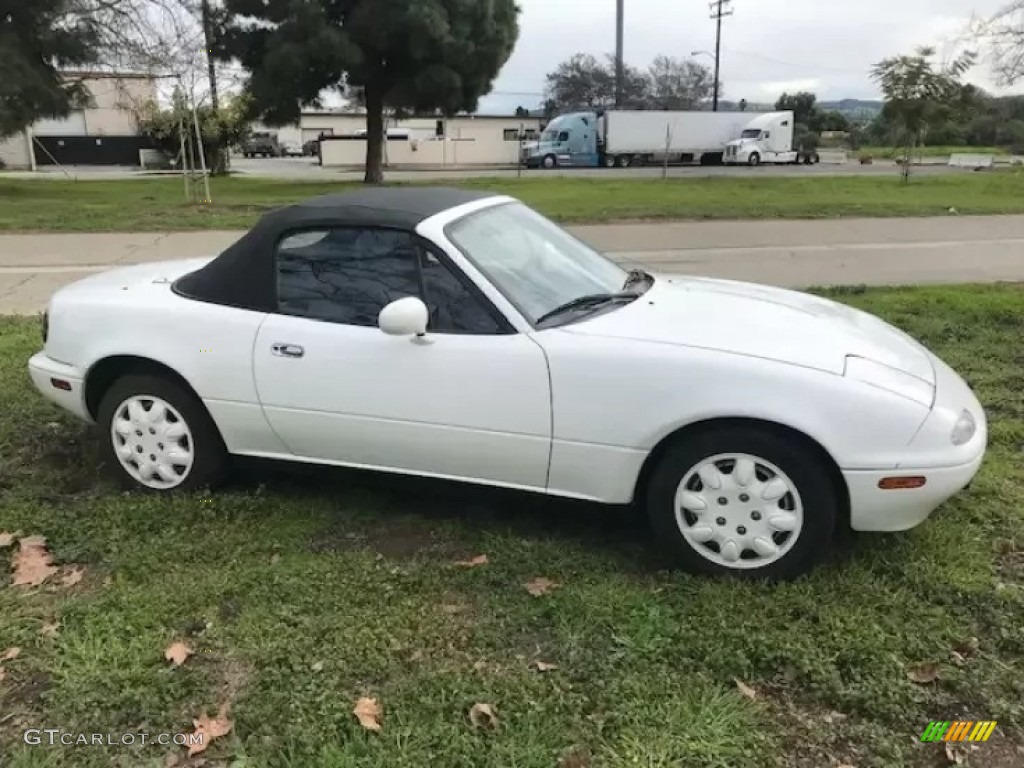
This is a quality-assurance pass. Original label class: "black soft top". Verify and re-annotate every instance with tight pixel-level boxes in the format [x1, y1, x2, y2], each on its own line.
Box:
[173, 186, 498, 312]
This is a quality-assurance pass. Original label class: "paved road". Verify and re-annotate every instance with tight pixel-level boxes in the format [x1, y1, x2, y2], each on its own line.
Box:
[2, 216, 1023, 314]
[1, 157, 962, 182]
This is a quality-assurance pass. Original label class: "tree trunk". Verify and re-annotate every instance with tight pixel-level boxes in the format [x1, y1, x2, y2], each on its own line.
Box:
[364, 84, 385, 184]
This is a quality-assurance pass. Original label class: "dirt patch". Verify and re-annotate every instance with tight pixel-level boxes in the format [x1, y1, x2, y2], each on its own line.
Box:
[5, 671, 52, 710]
[309, 519, 460, 561]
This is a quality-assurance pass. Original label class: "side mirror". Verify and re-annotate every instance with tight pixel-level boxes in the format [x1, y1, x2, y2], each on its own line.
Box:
[378, 296, 429, 337]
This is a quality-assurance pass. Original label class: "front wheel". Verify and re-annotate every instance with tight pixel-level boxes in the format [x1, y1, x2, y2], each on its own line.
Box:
[97, 374, 228, 493]
[542, 154, 557, 169]
[747, 152, 761, 166]
[645, 425, 838, 580]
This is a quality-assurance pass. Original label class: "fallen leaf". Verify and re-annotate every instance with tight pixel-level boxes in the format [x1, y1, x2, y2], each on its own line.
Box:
[953, 637, 980, 658]
[524, 577, 559, 597]
[269, 553, 280, 565]
[0, 667, 5, 682]
[532, 660, 558, 672]
[11, 536, 58, 587]
[440, 603, 464, 615]
[906, 662, 940, 684]
[102, 575, 113, 587]
[165, 641, 192, 667]
[311, 661, 324, 672]
[1, 647, 20, 662]
[0, 532, 15, 547]
[408, 649, 424, 663]
[40, 622, 60, 638]
[472, 659, 488, 671]
[454, 554, 489, 568]
[187, 703, 232, 756]
[949, 651, 967, 667]
[945, 741, 973, 765]
[559, 746, 592, 768]
[734, 678, 757, 700]
[60, 565, 85, 587]
[468, 702, 499, 729]
[353, 697, 381, 731]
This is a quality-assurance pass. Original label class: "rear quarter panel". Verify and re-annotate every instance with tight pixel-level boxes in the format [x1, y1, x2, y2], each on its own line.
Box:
[46, 281, 280, 454]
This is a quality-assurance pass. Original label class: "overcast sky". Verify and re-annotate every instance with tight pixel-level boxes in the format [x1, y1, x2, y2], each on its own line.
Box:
[476, 0, 1011, 113]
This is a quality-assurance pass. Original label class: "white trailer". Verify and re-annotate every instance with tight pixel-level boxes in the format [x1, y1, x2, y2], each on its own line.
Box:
[599, 110, 767, 167]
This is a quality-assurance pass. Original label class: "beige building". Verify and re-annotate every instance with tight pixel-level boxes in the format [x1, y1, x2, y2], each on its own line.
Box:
[308, 112, 543, 167]
[0, 71, 157, 169]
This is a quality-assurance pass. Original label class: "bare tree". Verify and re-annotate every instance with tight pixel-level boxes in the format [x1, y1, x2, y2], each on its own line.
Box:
[976, 1, 1024, 84]
[648, 56, 714, 110]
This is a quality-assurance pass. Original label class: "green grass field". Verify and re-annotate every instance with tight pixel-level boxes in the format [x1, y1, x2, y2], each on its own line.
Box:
[1, 285, 1023, 767]
[2, 171, 1024, 232]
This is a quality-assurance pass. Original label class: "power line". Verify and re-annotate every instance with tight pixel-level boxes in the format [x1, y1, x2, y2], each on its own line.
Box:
[709, 0, 733, 112]
[724, 48, 867, 75]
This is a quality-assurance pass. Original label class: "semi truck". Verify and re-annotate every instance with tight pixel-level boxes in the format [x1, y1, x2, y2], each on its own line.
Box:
[522, 109, 816, 168]
[723, 111, 819, 166]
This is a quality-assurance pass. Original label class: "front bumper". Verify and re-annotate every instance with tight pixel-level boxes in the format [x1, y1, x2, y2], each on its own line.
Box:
[845, 353, 987, 532]
[28, 352, 92, 422]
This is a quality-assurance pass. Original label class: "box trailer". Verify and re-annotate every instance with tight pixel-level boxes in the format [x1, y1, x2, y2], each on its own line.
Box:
[522, 109, 809, 168]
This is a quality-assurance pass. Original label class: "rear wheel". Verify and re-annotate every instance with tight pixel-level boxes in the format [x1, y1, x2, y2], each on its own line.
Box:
[603, 155, 617, 168]
[97, 374, 228, 493]
[615, 154, 632, 168]
[645, 425, 838, 580]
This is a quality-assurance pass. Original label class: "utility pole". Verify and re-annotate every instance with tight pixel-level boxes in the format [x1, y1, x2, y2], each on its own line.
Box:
[201, 0, 219, 113]
[615, 0, 624, 107]
[709, 0, 732, 112]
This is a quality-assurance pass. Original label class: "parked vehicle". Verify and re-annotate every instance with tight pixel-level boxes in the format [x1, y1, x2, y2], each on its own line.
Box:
[242, 132, 282, 158]
[28, 188, 986, 579]
[723, 112, 820, 165]
[301, 139, 320, 157]
[522, 110, 798, 168]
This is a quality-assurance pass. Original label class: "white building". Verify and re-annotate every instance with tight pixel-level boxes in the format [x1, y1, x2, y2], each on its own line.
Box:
[0, 71, 157, 169]
[299, 112, 542, 167]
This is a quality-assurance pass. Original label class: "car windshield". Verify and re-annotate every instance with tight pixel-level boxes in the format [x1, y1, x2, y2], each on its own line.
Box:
[445, 202, 629, 325]
[740, 129, 761, 138]
[541, 129, 559, 141]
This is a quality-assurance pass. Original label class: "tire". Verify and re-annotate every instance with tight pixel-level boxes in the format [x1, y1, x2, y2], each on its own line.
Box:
[747, 152, 761, 166]
[97, 373, 228, 493]
[603, 155, 617, 168]
[542, 154, 557, 169]
[645, 424, 838, 580]
[615, 154, 632, 168]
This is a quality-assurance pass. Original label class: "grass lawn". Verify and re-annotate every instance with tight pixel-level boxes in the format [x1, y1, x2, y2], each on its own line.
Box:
[2, 171, 1024, 232]
[0, 285, 1023, 767]
[858, 146, 1012, 159]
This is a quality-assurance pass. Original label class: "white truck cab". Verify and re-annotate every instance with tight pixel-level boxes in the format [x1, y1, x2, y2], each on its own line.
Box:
[724, 112, 818, 166]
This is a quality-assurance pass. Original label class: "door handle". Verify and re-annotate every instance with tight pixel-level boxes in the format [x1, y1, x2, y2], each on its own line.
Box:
[271, 343, 304, 358]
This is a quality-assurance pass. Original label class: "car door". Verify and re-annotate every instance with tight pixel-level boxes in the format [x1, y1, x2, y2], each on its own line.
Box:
[252, 225, 553, 491]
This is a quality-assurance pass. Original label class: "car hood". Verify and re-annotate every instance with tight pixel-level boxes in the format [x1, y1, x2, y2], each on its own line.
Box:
[560, 276, 936, 383]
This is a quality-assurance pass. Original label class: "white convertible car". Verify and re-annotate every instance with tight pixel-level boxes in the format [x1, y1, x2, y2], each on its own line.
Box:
[29, 188, 987, 578]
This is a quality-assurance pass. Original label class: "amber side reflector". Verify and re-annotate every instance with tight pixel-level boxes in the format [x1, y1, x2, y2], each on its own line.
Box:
[878, 476, 927, 490]
[50, 378, 72, 391]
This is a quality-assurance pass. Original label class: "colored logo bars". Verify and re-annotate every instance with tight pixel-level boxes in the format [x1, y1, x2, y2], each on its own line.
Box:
[921, 721, 997, 743]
